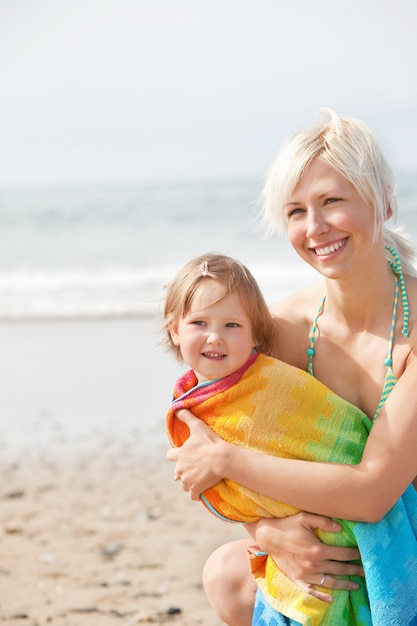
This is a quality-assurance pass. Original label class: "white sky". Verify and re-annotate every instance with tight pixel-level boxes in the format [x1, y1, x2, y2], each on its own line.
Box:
[1, 0, 417, 187]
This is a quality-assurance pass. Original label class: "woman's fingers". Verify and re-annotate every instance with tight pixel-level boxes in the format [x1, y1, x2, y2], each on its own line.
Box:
[314, 574, 361, 591]
[294, 580, 333, 603]
[316, 559, 364, 578]
[175, 408, 197, 426]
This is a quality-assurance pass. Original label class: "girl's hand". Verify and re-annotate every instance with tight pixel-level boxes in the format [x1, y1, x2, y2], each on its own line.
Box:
[166, 409, 227, 499]
[247, 513, 364, 603]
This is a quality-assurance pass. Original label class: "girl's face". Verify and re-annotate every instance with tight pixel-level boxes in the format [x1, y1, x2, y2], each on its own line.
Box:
[284, 158, 383, 279]
[170, 280, 256, 383]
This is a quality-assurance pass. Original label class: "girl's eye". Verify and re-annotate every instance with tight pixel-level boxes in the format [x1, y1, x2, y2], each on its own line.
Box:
[226, 322, 240, 328]
[192, 320, 206, 326]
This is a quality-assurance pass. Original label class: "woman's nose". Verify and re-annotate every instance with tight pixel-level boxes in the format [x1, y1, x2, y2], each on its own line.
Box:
[305, 209, 329, 238]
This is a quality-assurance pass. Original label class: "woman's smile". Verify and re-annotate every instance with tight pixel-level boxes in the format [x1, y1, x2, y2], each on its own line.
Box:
[311, 237, 348, 257]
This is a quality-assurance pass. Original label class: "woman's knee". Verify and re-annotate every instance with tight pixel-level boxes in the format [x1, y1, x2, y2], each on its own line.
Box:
[202, 540, 256, 626]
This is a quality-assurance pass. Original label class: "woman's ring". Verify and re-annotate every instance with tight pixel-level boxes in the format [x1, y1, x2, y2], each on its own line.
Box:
[319, 574, 327, 586]
[174, 474, 181, 481]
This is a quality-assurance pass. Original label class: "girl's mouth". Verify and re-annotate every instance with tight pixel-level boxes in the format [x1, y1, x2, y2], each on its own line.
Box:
[203, 352, 226, 359]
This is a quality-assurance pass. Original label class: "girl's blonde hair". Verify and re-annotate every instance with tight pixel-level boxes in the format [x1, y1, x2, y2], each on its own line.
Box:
[261, 108, 416, 274]
[163, 252, 275, 361]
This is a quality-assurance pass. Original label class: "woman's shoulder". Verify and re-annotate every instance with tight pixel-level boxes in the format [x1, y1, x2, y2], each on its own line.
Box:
[269, 282, 325, 366]
[270, 281, 325, 320]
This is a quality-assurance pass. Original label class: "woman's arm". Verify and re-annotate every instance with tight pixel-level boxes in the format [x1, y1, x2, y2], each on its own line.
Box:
[168, 354, 417, 522]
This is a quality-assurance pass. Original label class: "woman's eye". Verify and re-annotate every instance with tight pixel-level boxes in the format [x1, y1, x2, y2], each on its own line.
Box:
[287, 207, 304, 218]
[325, 197, 339, 204]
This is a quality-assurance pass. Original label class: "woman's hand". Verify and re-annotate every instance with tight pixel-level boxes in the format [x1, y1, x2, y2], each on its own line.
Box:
[247, 513, 364, 603]
[166, 409, 228, 498]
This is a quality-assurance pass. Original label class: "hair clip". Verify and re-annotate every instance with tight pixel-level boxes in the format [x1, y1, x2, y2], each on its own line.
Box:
[200, 261, 209, 276]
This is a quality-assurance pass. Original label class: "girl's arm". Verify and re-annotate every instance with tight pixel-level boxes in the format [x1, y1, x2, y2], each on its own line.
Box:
[167, 352, 417, 522]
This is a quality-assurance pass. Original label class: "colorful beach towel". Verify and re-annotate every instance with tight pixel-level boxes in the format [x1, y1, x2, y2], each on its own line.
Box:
[167, 351, 417, 626]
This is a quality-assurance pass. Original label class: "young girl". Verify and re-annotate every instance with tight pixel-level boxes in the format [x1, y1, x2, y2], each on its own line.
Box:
[166, 111, 417, 626]
[163, 251, 417, 625]
[163, 252, 274, 384]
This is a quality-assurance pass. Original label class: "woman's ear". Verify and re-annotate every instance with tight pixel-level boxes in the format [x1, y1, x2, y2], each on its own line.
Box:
[169, 324, 181, 346]
[385, 203, 393, 221]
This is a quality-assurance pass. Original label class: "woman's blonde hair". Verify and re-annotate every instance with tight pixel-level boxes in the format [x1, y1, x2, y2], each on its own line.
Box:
[261, 108, 416, 274]
[163, 252, 275, 361]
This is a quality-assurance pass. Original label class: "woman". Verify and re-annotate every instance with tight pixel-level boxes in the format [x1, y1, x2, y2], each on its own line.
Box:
[167, 109, 417, 625]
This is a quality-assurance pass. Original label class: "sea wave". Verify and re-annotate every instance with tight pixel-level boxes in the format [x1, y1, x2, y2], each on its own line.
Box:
[0, 263, 317, 320]
[0, 267, 168, 320]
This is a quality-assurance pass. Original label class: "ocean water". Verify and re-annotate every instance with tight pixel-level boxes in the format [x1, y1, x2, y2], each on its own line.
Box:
[1, 173, 417, 320]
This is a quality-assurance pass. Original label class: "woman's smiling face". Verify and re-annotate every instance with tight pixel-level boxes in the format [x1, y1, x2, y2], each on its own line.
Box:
[284, 158, 380, 279]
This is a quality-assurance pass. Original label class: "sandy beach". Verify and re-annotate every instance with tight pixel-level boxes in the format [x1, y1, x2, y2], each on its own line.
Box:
[0, 318, 246, 625]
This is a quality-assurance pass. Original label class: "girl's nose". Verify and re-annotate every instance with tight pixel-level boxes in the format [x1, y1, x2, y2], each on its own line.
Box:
[207, 330, 221, 344]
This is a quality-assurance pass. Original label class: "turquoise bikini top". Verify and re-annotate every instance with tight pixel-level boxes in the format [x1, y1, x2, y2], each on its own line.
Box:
[307, 247, 409, 422]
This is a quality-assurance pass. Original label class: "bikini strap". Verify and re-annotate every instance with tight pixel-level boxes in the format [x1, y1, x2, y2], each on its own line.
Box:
[307, 293, 326, 376]
[384, 274, 398, 370]
[385, 245, 409, 337]
[373, 274, 399, 421]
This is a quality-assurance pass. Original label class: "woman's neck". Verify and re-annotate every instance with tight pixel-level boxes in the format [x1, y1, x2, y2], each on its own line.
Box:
[324, 260, 395, 332]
